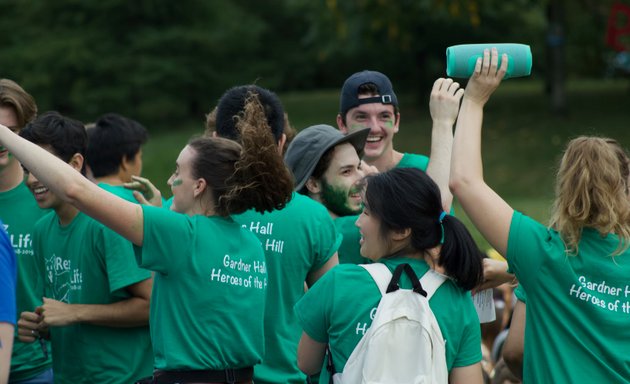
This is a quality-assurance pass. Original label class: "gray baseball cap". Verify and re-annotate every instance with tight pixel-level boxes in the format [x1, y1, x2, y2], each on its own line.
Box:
[285, 124, 370, 191]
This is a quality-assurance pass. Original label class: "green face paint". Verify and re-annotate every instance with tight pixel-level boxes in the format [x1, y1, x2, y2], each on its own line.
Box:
[321, 179, 362, 217]
[384, 120, 394, 129]
[171, 179, 183, 187]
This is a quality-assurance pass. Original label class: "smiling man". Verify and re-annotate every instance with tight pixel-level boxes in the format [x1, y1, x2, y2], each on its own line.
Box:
[16, 112, 153, 384]
[336, 70, 429, 172]
[285, 124, 371, 264]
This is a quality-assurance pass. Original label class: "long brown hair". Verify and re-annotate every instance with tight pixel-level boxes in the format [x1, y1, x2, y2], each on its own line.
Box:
[189, 92, 293, 216]
[549, 136, 630, 255]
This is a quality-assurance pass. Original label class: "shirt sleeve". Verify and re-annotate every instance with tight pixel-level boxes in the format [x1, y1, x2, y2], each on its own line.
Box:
[97, 223, 151, 295]
[294, 268, 337, 343]
[451, 298, 483, 368]
[0, 225, 17, 324]
[514, 284, 527, 304]
[308, 206, 342, 272]
[506, 211, 553, 291]
[133, 205, 194, 274]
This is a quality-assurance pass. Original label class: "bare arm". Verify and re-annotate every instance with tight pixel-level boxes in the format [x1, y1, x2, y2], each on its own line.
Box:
[0, 322, 14, 384]
[449, 362, 484, 384]
[297, 332, 327, 376]
[426, 78, 464, 212]
[38, 278, 152, 328]
[503, 299, 525, 380]
[474, 259, 516, 293]
[306, 252, 338, 287]
[0, 127, 145, 245]
[449, 48, 514, 257]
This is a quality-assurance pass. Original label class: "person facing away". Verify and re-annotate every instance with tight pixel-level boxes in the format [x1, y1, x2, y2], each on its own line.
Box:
[86, 113, 148, 202]
[2, 100, 292, 384]
[336, 70, 429, 172]
[0, 79, 53, 384]
[295, 167, 486, 384]
[450, 47, 630, 383]
[214, 85, 341, 384]
[13, 111, 153, 384]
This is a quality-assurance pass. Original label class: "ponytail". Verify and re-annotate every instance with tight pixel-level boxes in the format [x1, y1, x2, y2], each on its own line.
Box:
[439, 214, 484, 290]
[364, 168, 484, 291]
[221, 91, 293, 214]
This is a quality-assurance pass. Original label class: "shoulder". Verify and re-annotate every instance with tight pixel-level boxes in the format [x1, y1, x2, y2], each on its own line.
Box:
[34, 211, 58, 232]
[238, 193, 332, 225]
[397, 153, 430, 171]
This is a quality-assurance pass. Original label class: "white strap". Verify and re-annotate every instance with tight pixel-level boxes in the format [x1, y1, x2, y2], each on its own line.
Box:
[419, 269, 447, 300]
[360, 263, 392, 296]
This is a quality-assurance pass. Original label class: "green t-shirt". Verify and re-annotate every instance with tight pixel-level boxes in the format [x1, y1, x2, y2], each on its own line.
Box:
[233, 193, 341, 384]
[514, 284, 527, 303]
[334, 215, 370, 265]
[137, 206, 267, 371]
[97, 182, 138, 203]
[295, 257, 481, 383]
[34, 211, 153, 384]
[396, 153, 429, 170]
[333, 155, 433, 267]
[507, 211, 630, 383]
[0, 182, 52, 381]
[98, 182, 168, 207]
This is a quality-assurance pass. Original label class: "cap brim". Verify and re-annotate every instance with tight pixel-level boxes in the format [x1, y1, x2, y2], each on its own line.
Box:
[342, 127, 370, 158]
[292, 127, 370, 192]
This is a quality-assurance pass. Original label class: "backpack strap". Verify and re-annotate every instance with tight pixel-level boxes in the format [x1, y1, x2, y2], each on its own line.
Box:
[361, 263, 446, 299]
[359, 263, 392, 296]
[419, 269, 447, 300]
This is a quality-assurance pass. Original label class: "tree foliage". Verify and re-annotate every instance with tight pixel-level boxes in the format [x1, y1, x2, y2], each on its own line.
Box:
[0, 0, 620, 129]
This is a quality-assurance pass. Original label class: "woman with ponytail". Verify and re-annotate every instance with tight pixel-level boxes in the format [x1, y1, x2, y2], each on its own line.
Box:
[450, 49, 630, 383]
[295, 167, 485, 384]
[0, 93, 293, 384]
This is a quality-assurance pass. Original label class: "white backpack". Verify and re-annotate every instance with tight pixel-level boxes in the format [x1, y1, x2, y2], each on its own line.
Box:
[330, 263, 449, 384]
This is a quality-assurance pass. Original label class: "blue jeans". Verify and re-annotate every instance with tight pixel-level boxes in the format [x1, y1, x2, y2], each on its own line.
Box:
[9, 368, 53, 384]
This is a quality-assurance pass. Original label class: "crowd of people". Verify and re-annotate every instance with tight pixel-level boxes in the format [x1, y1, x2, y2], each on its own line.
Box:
[0, 48, 629, 384]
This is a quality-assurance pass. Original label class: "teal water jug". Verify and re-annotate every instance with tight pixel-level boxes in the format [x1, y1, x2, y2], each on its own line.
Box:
[446, 43, 532, 79]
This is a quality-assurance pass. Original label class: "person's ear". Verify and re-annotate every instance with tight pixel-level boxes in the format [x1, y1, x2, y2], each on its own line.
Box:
[193, 178, 208, 198]
[337, 114, 348, 133]
[391, 227, 411, 241]
[393, 112, 401, 134]
[68, 153, 84, 172]
[277, 133, 287, 155]
[305, 177, 321, 194]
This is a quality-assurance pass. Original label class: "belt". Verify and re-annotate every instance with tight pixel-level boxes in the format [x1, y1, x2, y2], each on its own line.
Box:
[152, 367, 253, 384]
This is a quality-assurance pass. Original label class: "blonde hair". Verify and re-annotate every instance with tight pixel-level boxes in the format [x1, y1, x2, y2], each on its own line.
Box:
[550, 136, 630, 255]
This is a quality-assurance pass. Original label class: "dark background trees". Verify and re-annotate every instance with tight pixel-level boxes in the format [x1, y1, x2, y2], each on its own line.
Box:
[0, 0, 626, 129]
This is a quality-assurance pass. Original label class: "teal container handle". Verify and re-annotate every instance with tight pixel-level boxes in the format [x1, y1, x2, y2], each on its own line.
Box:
[446, 43, 532, 79]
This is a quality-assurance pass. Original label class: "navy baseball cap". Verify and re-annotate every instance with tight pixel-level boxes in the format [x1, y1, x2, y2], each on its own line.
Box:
[339, 70, 398, 117]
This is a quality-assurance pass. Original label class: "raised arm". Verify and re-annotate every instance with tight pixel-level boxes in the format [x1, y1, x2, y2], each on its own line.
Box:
[0, 126, 144, 245]
[449, 48, 514, 256]
[426, 78, 464, 212]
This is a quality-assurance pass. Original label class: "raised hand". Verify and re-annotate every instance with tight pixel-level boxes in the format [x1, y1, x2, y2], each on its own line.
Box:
[124, 175, 163, 207]
[464, 48, 508, 107]
[429, 78, 464, 126]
